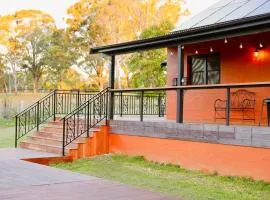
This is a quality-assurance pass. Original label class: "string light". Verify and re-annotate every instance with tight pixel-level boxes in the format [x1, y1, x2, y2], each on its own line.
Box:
[195, 50, 198, 54]
[254, 49, 259, 57]
[239, 43, 243, 49]
[259, 42, 263, 48]
[181, 45, 185, 50]
[210, 47, 214, 53]
[224, 38, 228, 44]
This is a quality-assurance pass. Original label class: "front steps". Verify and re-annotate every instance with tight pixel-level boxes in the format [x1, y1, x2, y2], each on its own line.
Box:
[19, 119, 106, 157]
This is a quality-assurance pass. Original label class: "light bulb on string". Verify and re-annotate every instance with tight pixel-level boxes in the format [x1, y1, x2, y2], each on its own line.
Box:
[254, 49, 259, 57]
[210, 47, 213, 53]
[224, 38, 228, 44]
[239, 43, 243, 49]
[181, 45, 185, 50]
[195, 50, 198, 54]
[259, 43, 263, 48]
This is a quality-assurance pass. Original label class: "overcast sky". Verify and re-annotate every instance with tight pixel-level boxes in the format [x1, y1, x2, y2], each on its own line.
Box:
[0, 0, 220, 28]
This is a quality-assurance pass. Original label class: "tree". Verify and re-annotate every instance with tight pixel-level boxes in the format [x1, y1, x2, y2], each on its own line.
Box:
[128, 21, 173, 88]
[0, 57, 7, 92]
[66, 0, 188, 89]
[20, 28, 52, 93]
[43, 29, 76, 89]
[0, 10, 56, 93]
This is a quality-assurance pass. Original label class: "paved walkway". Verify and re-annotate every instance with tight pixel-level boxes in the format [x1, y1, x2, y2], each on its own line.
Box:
[0, 148, 179, 200]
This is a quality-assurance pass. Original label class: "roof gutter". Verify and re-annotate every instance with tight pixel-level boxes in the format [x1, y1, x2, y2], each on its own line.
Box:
[90, 13, 270, 55]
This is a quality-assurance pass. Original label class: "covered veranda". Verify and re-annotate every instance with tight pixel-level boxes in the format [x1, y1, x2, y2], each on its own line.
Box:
[91, 13, 270, 127]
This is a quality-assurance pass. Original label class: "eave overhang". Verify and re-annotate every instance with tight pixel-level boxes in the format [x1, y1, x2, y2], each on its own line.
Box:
[90, 13, 270, 55]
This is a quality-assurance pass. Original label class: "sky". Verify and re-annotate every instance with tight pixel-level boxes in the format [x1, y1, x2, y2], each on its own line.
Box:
[0, 0, 220, 28]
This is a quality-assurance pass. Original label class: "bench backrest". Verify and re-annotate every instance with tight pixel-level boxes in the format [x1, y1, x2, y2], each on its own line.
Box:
[230, 89, 256, 108]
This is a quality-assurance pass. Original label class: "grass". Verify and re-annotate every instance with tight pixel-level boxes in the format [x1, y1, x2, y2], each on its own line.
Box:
[0, 119, 15, 148]
[0, 119, 14, 128]
[53, 154, 270, 200]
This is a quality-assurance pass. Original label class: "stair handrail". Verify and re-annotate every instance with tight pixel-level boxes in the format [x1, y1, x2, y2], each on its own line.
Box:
[15, 89, 97, 148]
[62, 88, 109, 155]
[15, 90, 56, 117]
[15, 90, 58, 147]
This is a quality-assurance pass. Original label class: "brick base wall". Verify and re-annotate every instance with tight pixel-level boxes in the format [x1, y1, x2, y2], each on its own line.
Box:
[109, 120, 270, 182]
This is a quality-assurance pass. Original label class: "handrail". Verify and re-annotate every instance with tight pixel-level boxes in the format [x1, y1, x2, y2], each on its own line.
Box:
[109, 81, 270, 125]
[61, 88, 109, 120]
[15, 90, 56, 147]
[14, 89, 98, 148]
[62, 88, 109, 155]
[110, 82, 270, 92]
[15, 90, 56, 118]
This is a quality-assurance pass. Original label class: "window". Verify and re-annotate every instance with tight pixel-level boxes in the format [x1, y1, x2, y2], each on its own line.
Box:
[190, 54, 220, 85]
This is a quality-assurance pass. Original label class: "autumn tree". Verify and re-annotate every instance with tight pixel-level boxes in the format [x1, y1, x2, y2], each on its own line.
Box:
[66, 0, 188, 89]
[20, 28, 53, 93]
[0, 57, 7, 92]
[0, 10, 56, 93]
[43, 29, 76, 89]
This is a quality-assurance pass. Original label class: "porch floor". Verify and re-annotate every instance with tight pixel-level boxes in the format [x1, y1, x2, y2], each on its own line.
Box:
[0, 148, 178, 200]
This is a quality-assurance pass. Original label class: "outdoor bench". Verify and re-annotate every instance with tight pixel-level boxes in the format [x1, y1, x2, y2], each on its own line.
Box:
[214, 89, 256, 122]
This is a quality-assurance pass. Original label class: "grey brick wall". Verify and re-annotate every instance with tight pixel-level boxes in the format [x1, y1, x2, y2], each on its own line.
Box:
[109, 120, 270, 149]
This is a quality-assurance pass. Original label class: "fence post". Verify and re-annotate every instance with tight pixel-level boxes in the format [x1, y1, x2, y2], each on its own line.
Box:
[15, 115, 18, 148]
[53, 90, 57, 121]
[140, 91, 144, 122]
[120, 92, 123, 117]
[37, 101, 40, 131]
[226, 88, 231, 126]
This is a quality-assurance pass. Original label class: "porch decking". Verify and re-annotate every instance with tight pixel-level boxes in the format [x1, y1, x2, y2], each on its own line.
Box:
[0, 148, 178, 200]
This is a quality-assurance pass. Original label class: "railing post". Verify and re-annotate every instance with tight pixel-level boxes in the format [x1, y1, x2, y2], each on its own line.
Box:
[77, 90, 80, 108]
[62, 117, 66, 156]
[109, 91, 114, 120]
[226, 88, 231, 126]
[158, 94, 161, 117]
[15, 115, 18, 148]
[53, 90, 57, 121]
[105, 89, 109, 125]
[176, 89, 184, 123]
[120, 92, 123, 117]
[87, 102, 90, 137]
[37, 101, 40, 131]
[140, 91, 144, 122]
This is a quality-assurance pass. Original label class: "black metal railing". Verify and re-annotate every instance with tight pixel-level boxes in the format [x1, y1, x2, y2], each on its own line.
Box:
[62, 88, 109, 155]
[110, 82, 270, 124]
[114, 93, 166, 117]
[15, 90, 97, 147]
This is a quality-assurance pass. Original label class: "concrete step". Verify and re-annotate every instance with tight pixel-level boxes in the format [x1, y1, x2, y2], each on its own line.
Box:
[20, 141, 67, 154]
[36, 131, 63, 139]
[42, 126, 63, 133]
[20, 140, 78, 155]
[27, 135, 63, 146]
[19, 116, 102, 155]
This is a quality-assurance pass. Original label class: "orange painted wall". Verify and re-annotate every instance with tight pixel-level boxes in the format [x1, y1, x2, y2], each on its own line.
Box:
[166, 32, 270, 124]
[109, 133, 270, 182]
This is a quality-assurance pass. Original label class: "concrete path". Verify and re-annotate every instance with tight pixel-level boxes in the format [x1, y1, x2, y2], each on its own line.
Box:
[0, 148, 179, 200]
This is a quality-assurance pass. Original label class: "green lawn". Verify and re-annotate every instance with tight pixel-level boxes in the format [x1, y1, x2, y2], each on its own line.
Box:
[53, 154, 270, 200]
[0, 119, 15, 148]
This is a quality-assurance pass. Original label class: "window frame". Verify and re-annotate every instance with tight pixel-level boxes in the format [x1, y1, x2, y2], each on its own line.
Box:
[189, 53, 220, 85]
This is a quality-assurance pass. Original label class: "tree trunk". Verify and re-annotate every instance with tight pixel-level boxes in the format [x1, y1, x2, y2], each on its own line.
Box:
[33, 76, 39, 94]
[10, 63, 18, 94]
